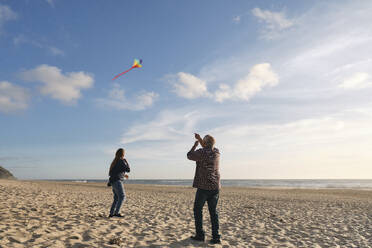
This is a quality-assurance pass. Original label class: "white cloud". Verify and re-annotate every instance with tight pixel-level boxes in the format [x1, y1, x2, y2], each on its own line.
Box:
[48, 46, 64, 56]
[0, 4, 17, 34]
[252, 7, 294, 39]
[13, 34, 28, 46]
[20, 64, 94, 104]
[236, 63, 279, 99]
[96, 83, 158, 111]
[121, 109, 203, 144]
[214, 84, 233, 102]
[0, 81, 29, 113]
[13, 34, 43, 47]
[170, 63, 278, 102]
[170, 72, 209, 99]
[213, 117, 347, 151]
[232, 15, 241, 24]
[290, 35, 372, 67]
[216, 63, 279, 102]
[339, 72, 372, 89]
[136, 92, 158, 108]
[45, 0, 56, 8]
[13, 35, 65, 56]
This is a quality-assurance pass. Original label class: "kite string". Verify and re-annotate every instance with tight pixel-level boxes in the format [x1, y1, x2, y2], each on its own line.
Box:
[112, 67, 134, 80]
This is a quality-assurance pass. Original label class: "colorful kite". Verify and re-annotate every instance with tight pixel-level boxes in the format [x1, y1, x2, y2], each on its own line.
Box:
[112, 59, 143, 80]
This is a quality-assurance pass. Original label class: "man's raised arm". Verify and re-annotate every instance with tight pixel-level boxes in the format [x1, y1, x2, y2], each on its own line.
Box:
[194, 133, 205, 147]
[187, 141, 202, 161]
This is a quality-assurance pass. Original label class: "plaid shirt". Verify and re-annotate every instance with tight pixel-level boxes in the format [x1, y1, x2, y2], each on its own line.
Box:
[187, 147, 221, 190]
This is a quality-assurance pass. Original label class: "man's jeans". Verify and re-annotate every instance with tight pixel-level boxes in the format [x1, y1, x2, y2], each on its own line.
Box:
[110, 180, 126, 215]
[193, 188, 220, 239]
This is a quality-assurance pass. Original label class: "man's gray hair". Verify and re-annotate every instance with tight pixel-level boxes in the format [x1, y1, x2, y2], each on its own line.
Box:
[203, 135, 215, 148]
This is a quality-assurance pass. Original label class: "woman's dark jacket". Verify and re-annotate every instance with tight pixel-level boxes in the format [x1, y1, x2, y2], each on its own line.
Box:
[109, 159, 130, 183]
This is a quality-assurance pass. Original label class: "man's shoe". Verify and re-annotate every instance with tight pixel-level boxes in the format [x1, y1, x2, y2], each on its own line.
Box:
[210, 238, 221, 244]
[108, 214, 114, 218]
[191, 235, 205, 242]
[114, 213, 124, 218]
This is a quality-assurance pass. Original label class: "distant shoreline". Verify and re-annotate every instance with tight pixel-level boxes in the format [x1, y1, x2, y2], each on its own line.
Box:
[14, 178, 372, 190]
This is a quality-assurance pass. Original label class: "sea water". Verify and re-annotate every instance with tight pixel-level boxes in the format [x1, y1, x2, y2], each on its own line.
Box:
[65, 179, 372, 189]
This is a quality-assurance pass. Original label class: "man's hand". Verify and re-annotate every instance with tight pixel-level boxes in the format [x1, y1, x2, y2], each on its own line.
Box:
[194, 133, 205, 147]
[124, 175, 129, 179]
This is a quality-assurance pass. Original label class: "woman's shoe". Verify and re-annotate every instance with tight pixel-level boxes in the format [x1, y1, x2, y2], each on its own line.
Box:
[210, 238, 221, 244]
[191, 235, 205, 242]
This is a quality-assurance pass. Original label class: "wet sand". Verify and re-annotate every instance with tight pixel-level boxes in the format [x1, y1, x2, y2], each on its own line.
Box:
[0, 179, 371, 247]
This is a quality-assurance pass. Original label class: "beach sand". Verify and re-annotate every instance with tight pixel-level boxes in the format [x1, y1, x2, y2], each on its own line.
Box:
[0, 180, 371, 248]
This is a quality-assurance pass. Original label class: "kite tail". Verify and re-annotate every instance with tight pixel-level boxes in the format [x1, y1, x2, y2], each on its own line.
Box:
[112, 67, 134, 80]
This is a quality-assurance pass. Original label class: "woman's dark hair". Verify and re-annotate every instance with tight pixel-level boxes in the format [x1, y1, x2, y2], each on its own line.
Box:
[109, 148, 124, 175]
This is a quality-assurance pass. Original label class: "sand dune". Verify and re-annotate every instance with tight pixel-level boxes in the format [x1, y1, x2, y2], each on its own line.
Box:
[0, 180, 371, 247]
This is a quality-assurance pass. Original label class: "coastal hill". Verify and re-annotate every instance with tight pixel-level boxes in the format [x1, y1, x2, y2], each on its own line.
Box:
[0, 166, 16, 179]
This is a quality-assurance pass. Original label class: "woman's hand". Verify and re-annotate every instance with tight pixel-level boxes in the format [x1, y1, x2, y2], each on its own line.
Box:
[124, 175, 129, 179]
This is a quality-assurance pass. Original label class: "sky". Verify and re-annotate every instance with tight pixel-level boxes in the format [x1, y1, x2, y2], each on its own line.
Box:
[1, 0, 372, 180]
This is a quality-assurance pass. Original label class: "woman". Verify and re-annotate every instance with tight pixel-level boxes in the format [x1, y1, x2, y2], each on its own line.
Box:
[108, 148, 130, 218]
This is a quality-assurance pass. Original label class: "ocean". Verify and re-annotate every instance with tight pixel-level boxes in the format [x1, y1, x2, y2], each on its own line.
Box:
[65, 179, 372, 189]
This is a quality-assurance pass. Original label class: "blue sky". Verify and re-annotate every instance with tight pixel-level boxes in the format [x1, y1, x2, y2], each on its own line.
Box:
[1, 0, 372, 179]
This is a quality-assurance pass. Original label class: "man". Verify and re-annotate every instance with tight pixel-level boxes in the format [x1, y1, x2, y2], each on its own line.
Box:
[187, 133, 221, 244]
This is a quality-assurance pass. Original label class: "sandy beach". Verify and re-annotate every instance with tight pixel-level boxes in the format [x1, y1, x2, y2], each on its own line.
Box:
[0, 180, 371, 248]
